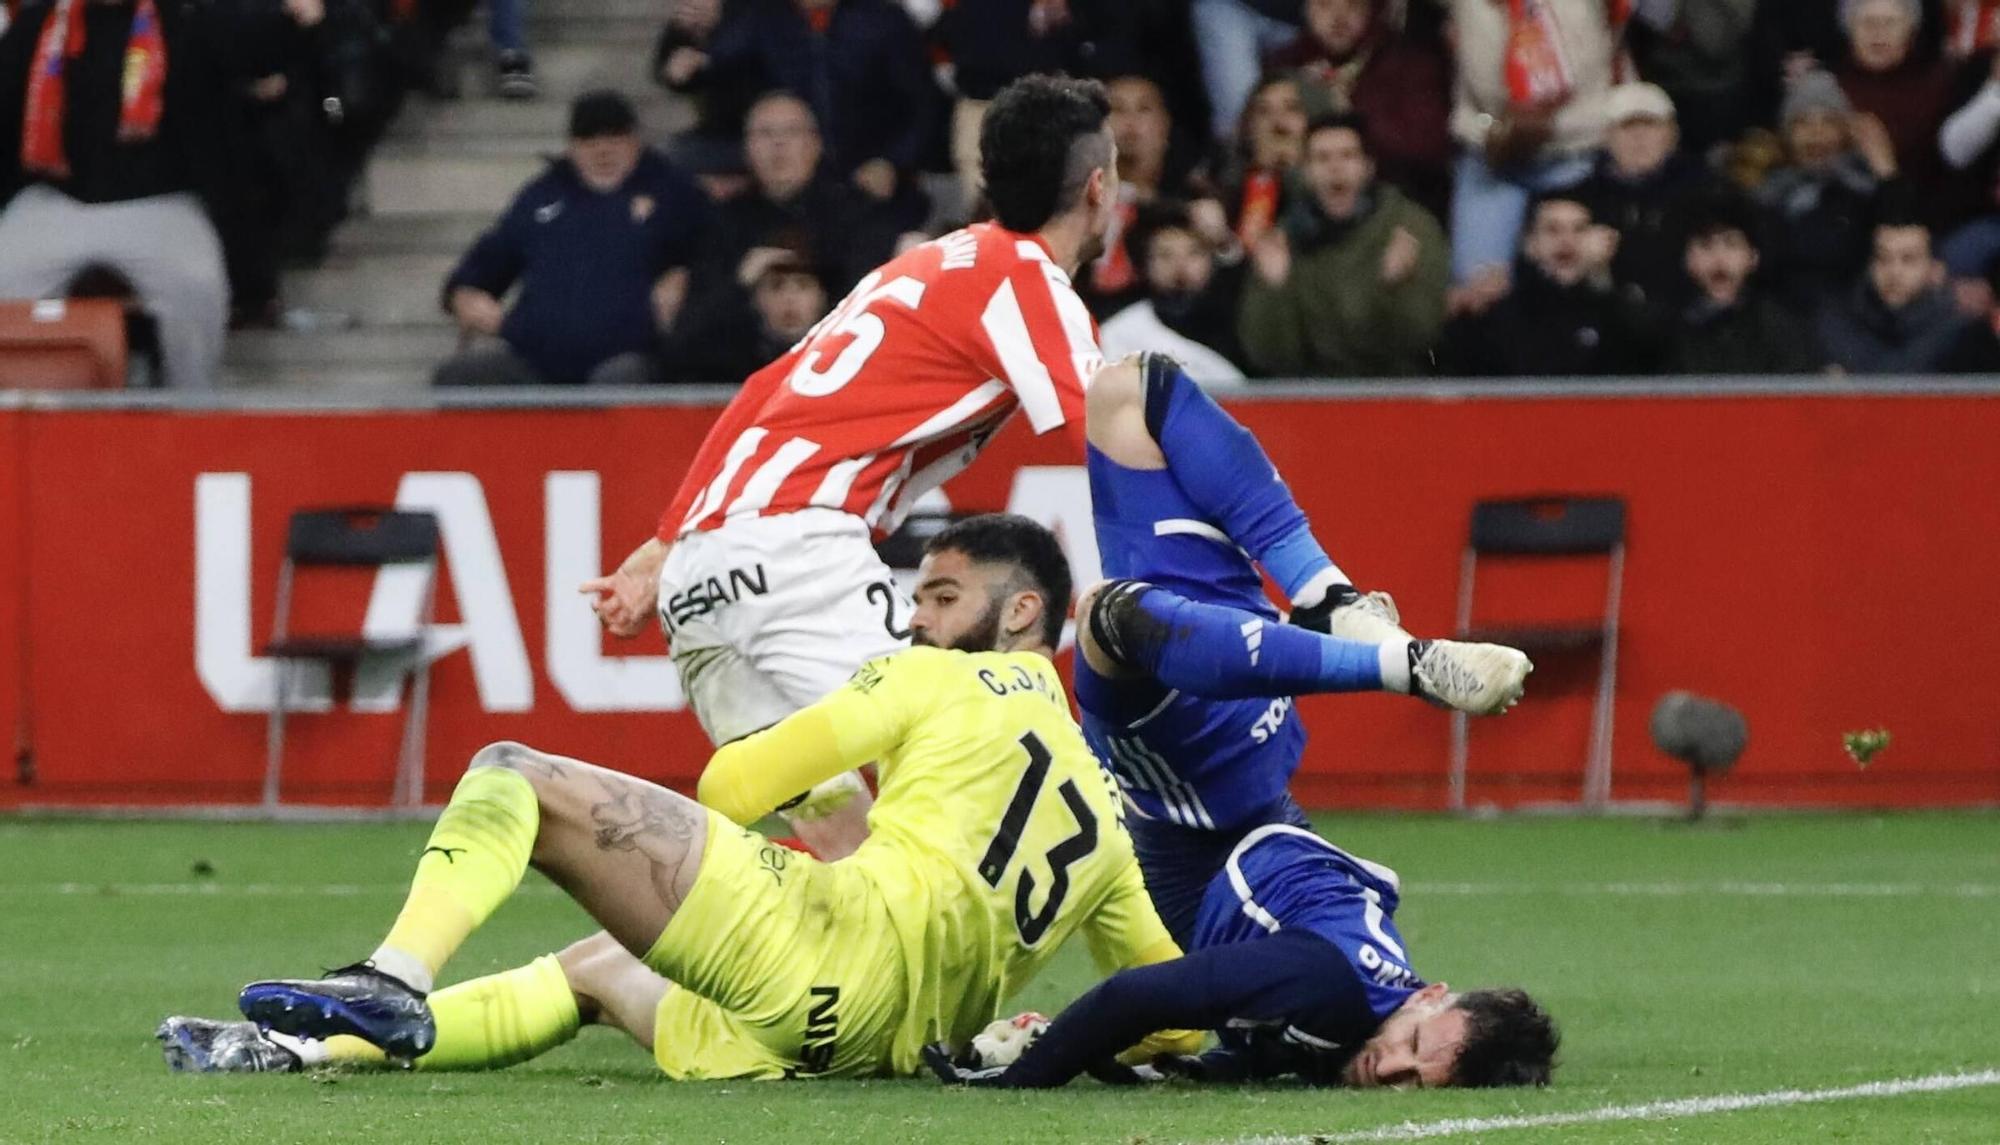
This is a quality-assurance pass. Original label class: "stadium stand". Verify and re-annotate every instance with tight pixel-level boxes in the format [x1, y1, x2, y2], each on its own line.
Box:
[10, 0, 2000, 389]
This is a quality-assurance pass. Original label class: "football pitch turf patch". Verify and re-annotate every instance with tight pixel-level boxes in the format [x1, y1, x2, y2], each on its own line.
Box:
[2, 812, 1995, 1144]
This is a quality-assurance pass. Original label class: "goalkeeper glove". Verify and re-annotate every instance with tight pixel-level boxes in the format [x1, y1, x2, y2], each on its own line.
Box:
[921, 1012, 1050, 1087]
[1288, 585, 1410, 644]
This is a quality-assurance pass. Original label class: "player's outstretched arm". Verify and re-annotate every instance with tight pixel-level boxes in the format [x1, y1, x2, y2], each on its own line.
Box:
[1076, 580, 1531, 717]
[697, 653, 916, 825]
[934, 932, 1339, 1088]
[1085, 353, 1351, 610]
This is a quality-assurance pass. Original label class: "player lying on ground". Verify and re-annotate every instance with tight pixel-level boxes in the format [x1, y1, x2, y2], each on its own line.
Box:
[576, 73, 1125, 860]
[1073, 350, 1532, 944]
[161, 516, 1205, 1079]
[925, 823, 1560, 1089]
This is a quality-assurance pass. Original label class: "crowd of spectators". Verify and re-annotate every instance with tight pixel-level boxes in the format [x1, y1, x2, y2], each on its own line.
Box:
[0, 0, 522, 387]
[13, 0, 2000, 386]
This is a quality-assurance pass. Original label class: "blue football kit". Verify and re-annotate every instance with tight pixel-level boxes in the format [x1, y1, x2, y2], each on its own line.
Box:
[996, 825, 1424, 1086]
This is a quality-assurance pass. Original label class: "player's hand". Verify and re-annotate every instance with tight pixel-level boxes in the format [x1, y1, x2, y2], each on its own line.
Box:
[651, 268, 690, 331]
[737, 246, 792, 288]
[921, 1042, 1010, 1087]
[1290, 587, 1409, 643]
[578, 537, 669, 638]
[1850, 111, 1900, 178]
[1144, 1053, 1212, 1080]
[1380, 225, 1421, 286]
[853, 158, 899, 201]
[660, 46, 708, 86]
[1251, 228, 1291, 287]
[449, 287, 506, 336]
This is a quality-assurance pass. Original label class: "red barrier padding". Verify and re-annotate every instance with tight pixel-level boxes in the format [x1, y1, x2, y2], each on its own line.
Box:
[3, 392, 1995, 810]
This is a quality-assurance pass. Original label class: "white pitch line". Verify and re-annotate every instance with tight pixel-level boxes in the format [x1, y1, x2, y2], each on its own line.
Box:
[1408, 881, 2000, 898]
[1230, 1069, 2000, 1144]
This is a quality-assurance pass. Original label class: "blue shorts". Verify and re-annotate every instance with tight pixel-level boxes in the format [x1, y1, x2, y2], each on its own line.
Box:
[1129, 791, 1311, 950]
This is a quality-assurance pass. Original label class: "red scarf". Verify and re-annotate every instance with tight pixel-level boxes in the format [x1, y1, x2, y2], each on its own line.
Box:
[1502, 0, 1628, 109]
[22, 0, 167, 179]
[1236, 169, 1282, 248]
[1954, 0, 2000, 55]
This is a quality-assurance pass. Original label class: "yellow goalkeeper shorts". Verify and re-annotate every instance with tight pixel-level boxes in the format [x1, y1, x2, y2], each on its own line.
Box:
[645, 812, 907, 1080]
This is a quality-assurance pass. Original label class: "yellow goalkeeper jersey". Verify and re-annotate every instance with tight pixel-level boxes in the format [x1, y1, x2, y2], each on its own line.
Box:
[698, 644, 1180, 1064]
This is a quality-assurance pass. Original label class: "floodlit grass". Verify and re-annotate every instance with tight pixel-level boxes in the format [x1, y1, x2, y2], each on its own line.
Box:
[2, 813, 1996, 1143]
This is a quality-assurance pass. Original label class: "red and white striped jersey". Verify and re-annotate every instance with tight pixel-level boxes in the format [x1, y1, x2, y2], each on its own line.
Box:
[658, 223, 1102, 541]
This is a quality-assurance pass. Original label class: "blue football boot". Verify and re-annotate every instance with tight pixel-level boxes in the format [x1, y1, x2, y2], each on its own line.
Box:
[238, 963, 435, 1059]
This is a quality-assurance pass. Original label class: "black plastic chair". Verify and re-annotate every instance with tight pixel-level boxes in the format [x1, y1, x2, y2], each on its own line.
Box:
[263, 507, 440, 810]
[1450, 496, 1627, 811]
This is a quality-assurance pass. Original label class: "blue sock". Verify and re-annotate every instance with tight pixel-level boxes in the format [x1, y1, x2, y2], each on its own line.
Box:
[1145, 358, 1345, 600]
[1111, 585, 1405, 699]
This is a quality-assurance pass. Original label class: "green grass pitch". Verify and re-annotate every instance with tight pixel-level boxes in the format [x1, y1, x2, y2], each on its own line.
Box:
[2, 812, 1996, 1143]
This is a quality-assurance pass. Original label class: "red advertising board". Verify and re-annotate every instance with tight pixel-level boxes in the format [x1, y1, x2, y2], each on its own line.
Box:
[3, 387, 1997, 811]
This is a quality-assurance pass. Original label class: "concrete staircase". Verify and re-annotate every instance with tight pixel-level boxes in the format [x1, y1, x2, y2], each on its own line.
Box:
[221, 0, 684, 389]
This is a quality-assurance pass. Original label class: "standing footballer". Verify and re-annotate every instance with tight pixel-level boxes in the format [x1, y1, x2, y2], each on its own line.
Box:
[581, 75, 1117, 859]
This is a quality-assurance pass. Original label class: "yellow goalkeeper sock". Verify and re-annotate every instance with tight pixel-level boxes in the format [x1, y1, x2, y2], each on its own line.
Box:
[375, 766, 540, 990]
[322, 954, 581, 1071]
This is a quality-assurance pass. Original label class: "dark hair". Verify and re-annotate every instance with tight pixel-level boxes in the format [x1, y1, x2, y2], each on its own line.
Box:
[1873, 186, 1930, 238]
[980, 75, 1112, 233]
[1304, 110, 1370, 152]
[1126, 199, 1201, 268]
[753, 252, 825, 292]
[1526, 190, 1593, 226]
[1681, 189, 1762, 250]
[925, 513, 1074, 648]
[569, 90, 638, 139]
[1450, 989, 1560, 1088]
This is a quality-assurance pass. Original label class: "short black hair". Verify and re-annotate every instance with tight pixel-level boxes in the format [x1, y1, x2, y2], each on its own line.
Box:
[570, 90, 638, 139]
[1527, 190, 1593, 226]
[924, 513, 1073, 648]
[1451, 989, 1561, 1088]
[1304, 110, 1370, 152]
[1126, 199, 1201, 268]
[980, 75, 1112, 233]
[1681, 189, 1762, 250]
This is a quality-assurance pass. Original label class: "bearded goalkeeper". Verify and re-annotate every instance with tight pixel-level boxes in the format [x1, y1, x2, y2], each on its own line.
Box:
[165, 516, 1197, 1079]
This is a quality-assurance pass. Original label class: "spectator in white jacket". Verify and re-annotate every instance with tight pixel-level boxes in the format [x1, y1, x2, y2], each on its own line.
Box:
[1444, 0, 1622, 288]
[1099, 200, 1248, 384]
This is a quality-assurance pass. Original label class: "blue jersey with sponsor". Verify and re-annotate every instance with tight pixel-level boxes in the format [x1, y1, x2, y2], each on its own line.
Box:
[1076, 446, 1308, 834]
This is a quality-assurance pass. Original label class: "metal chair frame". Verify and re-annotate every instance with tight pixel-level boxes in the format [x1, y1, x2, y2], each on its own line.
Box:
[263, 507, 440, 811]
[1448, 497, 1627, 812]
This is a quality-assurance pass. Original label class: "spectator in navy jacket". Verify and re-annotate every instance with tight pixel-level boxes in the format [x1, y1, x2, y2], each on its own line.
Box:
[434, 91, 709, 386]
[663, 0, 936, 227]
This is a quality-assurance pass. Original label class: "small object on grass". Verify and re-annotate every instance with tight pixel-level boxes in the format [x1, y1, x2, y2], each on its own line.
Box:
[1843, 728, 1891, 768]
[190, 859, 215, 878]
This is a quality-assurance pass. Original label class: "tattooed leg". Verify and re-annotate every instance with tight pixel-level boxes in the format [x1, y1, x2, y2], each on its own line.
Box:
[476, 742, 709, 959]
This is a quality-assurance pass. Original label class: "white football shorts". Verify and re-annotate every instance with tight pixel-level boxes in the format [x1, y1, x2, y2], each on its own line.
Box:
[659, 508, 912, 748]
